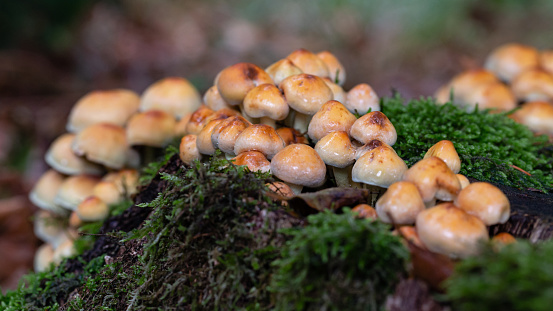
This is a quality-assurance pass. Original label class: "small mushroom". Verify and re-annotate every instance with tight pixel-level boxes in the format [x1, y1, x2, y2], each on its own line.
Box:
[351, 204, 377, 220]
[511, 69, 553, 102]
[265, 58, 303, 86]
[211, 115, 251, 158]
[317, 50, 346, 86]
[72, 123, 129, 170]
[203, 85, 234, 111]
[270, 144, 326, 194]
[484, 43, 539, 83]
[54, 174, 100, 211]
[423, 140, 461, 174]
[509, 101, 553, 136]
[45, 133, 104, 176]
[314, 131, 357, 187]
[29, 169, 68, 216]
[345, 83, 380, 115]
[76, 196, 109, 222]
[286, 48, 329, 78]
[179, 134, 201, 165]
[234, 124, 286, 160]
[307, 100, 356, 143]
[402, 156, 461, 203]
[463, 82, 517, 113]
[350, 111, 397, 146]
[436, 69, 498, 106]
[185, 105, 215, 135]
[456, 174, 470, 189]
[231, 151, 271, 173]
[276, 127, 309, 146]
[126, 110, 177, 147]
[454, 182, 510, 226]
[243, 83, 289, 127]
[140, 77, 202, 119]
[375, 181, 425, 225]
[34, 243, 55, 272]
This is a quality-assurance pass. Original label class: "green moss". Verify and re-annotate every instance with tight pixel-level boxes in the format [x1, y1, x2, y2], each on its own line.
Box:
[445, 240, 553, 311]
[381, 95, 553, 192]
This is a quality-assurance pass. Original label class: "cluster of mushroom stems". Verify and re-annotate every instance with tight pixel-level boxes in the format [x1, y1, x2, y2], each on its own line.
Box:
[435, 42, 553, 138]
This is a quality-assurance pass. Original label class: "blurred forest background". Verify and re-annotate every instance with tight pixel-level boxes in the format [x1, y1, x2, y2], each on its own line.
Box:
[0, 0, 552, 291]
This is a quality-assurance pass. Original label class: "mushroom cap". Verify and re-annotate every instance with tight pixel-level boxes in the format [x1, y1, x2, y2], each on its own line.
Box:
[308, 100, 356, 142]
[540, 50, 553, 75]
[265, 58, 303, 86]
[511, 69, 553, 102]
[314, 131, 356, 168]
[454, 182, 511, 226]
[355, 139, 395, 160]
[280, 73, 334, 115]
[234, 124, 285, 159]
[34, 243, 55, 272]
[352, 204, 377, 220]
[445, 69, 498, 103]
[322, 77, 347, 103]
[72, 123, 129, 169]
[456, 174, 471, 189]
[350, 111, 397, 146]
[126, 110, 177, 147]
[215, 62, 274, 106]
[265, 181, 295, 198]
[211, 115, 251, 155]
[45, 133, 104, 176]
[54, 174, 100, 211]
[416, 202, 489, 259]
[66, 89, 140, 133]
[317, 50, 346, 86]
[231, 151, 271, 173]
[463, 82, 517, 112]
[492, 232, 516, 245]
[434, 84, 452, 105]
[376, 181, 426, 225]
[424, 140, 461, 174]
[203, 85, 233, 111]
[29, 169, 67, 215]
[276, 127, 309, 146]
[179, 134, 201, 165]
[53, 239, 77, 264]
[69, 211, 83, 229]
[76, 196, 109, 222]
[243, 83, 289, 120]
[345, 83, 380, 114]
[92, 181, 122, 206]
[33, 210, 69, 246]
[509, 101, 553, 135]
[484, 43, 539, 83]
[185, 105, 215, 135]
[270, 144, 326, 188]
[197, 118, 226, 155]
[174, 113, 191, 137]
[286, 48, 330, 78]
[140, 77, 202, 119]
[402, 156, 461, 203]
[351, 145, 408, 188]
[102, 169, 139, 196]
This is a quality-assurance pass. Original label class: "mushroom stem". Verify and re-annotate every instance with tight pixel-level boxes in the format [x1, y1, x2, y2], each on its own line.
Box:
[259, 116, 277, 128]
[332, 165, 360, 188]
[284, 182, 303, 195]
[284, 110, 296, 128]
[360, 184, 386, 206]
[293, 112, 312, 133]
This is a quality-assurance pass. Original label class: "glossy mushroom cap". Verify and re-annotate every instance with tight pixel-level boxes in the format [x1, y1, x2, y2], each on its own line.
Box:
[317, 50, 346, 86]
[76, 196, 109, 222]
[197, 119, 226, 155]
[72, 123, 129, 169]
[355, 139, 394, 160]
[265, 58, 303, 86]
[203, 85, 233, 111]
[67, 89, 140, 133]
[424, 140, 461, 174]
[54, 174, 100, 211]
[463, 82, 517, 112]
[351, 145, 407, 188]
[351, 204, 377, 220]
[234, 124, 285, 159]
[179, 134, 201, 165]
[276, 127, 309, 146]
[322, 77, 347, 103]
[286, 48, 329, 78]
[243, 83, 289, 123]
[185, 105, 215, 135]
[402, 156, 461, 203]
[375, 181, 426, 225]
[126, 110, 177, 147]
[215, 62, 274, 106]
[511, 69, 553, 102]
[350, 111, 397, 146]
[271, 144, 327, 189]
[29, 169, 67, 215]
[314, 131, 356, 168]
[345, 83, 380, 114]
[454, 182, 511, 226]
[307, 100, 356, 142]
[45, 133, 104, 176]
[509, 101, 553, 135]
[280, 73, 334, 116]
[456, 174, 471, 189]
[140, 77, 202, 119]
[211, 116, 251, 156]
[231, 151, 271, 173]
[416, 202, 489, 259]
[484, 43, 539, 83]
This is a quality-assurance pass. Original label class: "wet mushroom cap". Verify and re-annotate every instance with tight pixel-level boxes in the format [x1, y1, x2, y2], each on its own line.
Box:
[286, 48, 330, 78]
[350, 111, 397, 146]
[197, 119, 226, 155]
[215, 62, 274, 106]
[276, 127, 309, 145]
[211, 115, 251, 155]
[72, 123, 129, 169]
[265, 58, 303, 86]
[140, 77, 202, 119]
[234, 124, 286, 159]
[203, 85, 233, 111]
[375, 181, 425, 225]
[317, 50, 346, 86]
[307, 100, 356, 142]
[270, 144, 326, 188]
[265, 181, 295, 198]
[29, 169, 67, 215]
[243, 83, 289, 120]
[314, 131, 356, 168]
[76, 196, 109, 222]
[351, 145, 407, 188]
[179, 134, 201, 165]
[185, 105, 215, 135]
[424, 140, 461, 174]
[352, 204, 377, 220]
[231, 151, 271, 173]
[280, 73, 334, 115]
[345, 83, 380, 114]
[322, 77, 347, 103]
[454, 182, 511, 226]
[456, 174, 471, 189]
[126, 110, 177, 147]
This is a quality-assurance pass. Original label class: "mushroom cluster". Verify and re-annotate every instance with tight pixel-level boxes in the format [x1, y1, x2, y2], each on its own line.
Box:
[434, 43, 553, 138]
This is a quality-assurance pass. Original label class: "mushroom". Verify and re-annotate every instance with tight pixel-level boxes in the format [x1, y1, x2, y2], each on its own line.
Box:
[231, 151, 271, 173]
[179, 134, 201, 165]
[456, 174, 470, 189]
[317, 50, 346, 86]
[375, 181, 425, 225]
[286, 48, 329, 78]
[355, 139, 394, 160]
[492, 232, 516, 246]
[101, 169, 139, 198]
[540, 50, 553, 75]
[276, 127, 309, 146]
[66, 89, 140, 133]
[196, 118, 227, 156]
[270, 144, 326, 194]
[265, 181, 295, 198]
[454, 182, 510, 226]
[72, 123, 129, 170]
[185, 105, 215, 135]
[322, 77, 347, 103]
[511, 69, 553, 102]
[423, 140, 461, 174]
[307, 100, 356, 143]
[54, 174, 100, 211]
[203, 85, 234, 111]
[140, 77, 202, 119]
[314, 131, 358, 187]
[29, 169, 68, 216]
[345, 83, 380, 115]
[416, 202, 489, 259]
[265, 58, 303, 86]
[52, 238, 77, 265]
[402, 156, 461, 203]
[484, 43, 539, 83]
[76, 196, 109, 222]
[33, 210, 72, 248]
[126, 110, 177, 147]
[463, 82, 517, 112]
[243, 83, 289, 127]
[509, 101, 553, 136]
[350, 111, 397, 146]
[211, 115, 251, 158]
[174, 113, 192, 137]
[435, 69, 498, 106]
[351, 204, 377, 220]
[34, 243, 55, 272]
[45, 133, 104, 176]
[68, 211, 83, 229]
[234, 124, 286, 160]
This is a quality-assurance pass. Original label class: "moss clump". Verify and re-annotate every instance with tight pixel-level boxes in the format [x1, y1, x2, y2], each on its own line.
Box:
[270, 209, 409, 311]
[381, 95, 553, 192]
[445, 240, 553, 311]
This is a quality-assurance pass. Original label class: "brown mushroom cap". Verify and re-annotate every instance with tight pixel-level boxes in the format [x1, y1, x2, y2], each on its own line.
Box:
[351, 145, 408, 188]
[54, 174, 100, 211]
[276, 127, 309, 146]
[492, 232, 516, 245]
[307, 100, 356, 142]
[203, 85, 233, 111]
[197, 119, 226, 155]
[265, 58, 303, 86]
[424, 140, 461, 174]
[509, 101, 553, 135]
[211, 116, 251, 156]
[29, 169, 67, 215]
[140, 77, 202, 119]
[231, 151, 271, 173]
[45, 133, 104, 176]
[355, 139, 395, 160]
[345, 83, 380, 114]
[484, 43, 539, 83]
[186, 105, 215, 135]
[103, 169, 139, 196]
[126, 110, 177, 147]
[92, 181, 122, 206]
[66, 89, 140, 133]
[463, 82, 517, 112]
[179, 134, 201, 165]
[456, 174, 471, 189]
[402, 156, 461, 203]
[215, 62, 274, 106]
[350, 111, 397, 146]
[72, 123, 129, 169]
[265, 181, 295, 198]
[416, 202, 489, 259]
[454, 182, 511, 226]
[76, 196, 109, 222]
[280, 73, 334, 115]
[270, 144, 326, 188]
[322, 77, 347, 103]
[511, 69, 553, 102]
[174, 113, 192, 137]
[375, 181, 426, 225]
[314, 131, 356, 168]
[317, 51, 346, 86]
[441, 69, 498, 104]
[286, 48, 330, 78]
[234, 124, 285, 159]
[351, 204, 377, 220]
[243, 83, 289, 121]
